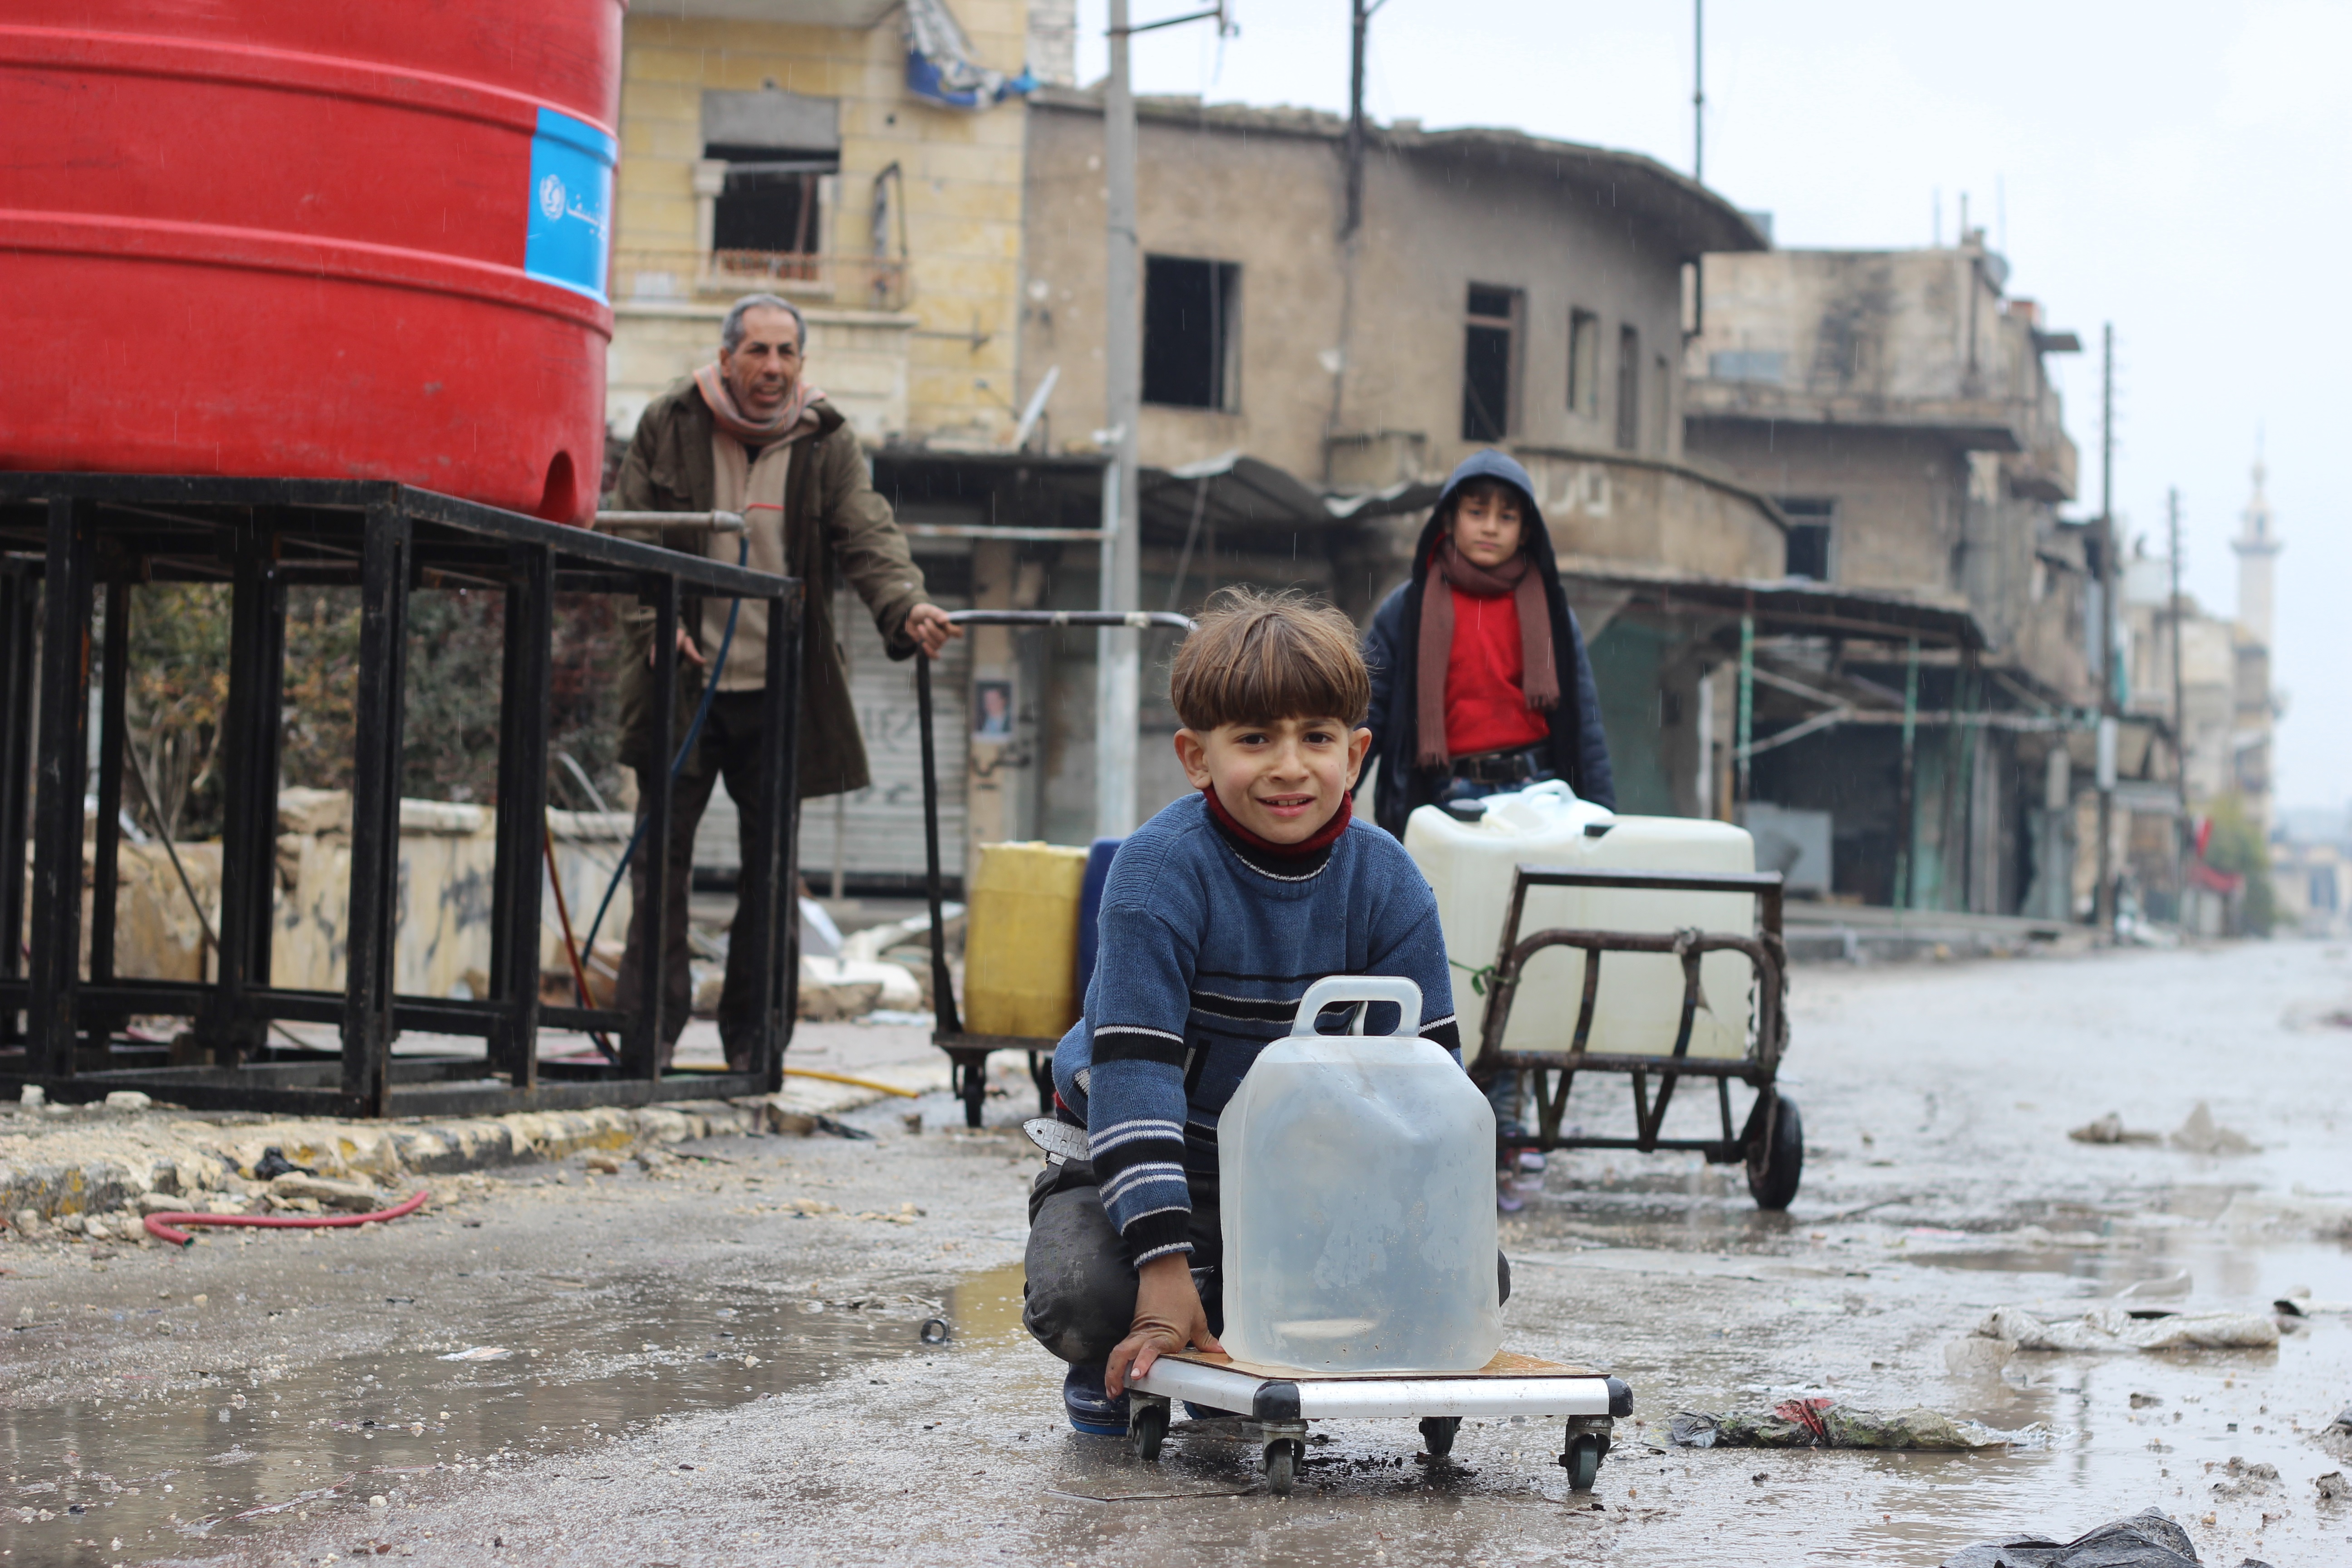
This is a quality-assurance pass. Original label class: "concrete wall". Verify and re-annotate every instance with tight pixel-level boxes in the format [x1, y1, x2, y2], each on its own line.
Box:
[1019, 98, 1707, 483]
[609, 7, 1030, 444]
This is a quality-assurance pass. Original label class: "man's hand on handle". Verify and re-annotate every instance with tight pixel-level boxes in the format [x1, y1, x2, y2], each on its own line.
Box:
[905, 602, 961, 658]
[1105, 1253, 1224, 1397]
[647, 627, 708, 668]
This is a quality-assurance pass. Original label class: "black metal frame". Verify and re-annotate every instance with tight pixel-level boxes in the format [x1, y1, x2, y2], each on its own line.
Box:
[914, 608, 1196, 1127]
[1476, 865, 1788, 1164]
[0, 475, 803, 1118]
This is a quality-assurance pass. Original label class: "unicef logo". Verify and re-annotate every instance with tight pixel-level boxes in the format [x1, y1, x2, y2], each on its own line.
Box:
[539, 173, 567, 221]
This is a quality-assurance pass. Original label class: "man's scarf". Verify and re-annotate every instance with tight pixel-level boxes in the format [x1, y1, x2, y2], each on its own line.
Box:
[1416, 538, 1559, 768]
[694, 361, 826, 446]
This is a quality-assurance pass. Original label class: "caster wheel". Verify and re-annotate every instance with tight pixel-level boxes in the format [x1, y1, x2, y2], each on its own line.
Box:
[1744, 1091, 1803, 1210]
[1263, 1440, 1299, 1497]
[1562, 1433, 1603, 1493]
[1418, 1416, 1460, 1458]
[1130, 1401, 1168, 1463]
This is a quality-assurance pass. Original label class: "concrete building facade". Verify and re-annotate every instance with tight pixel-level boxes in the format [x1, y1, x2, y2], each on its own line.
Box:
[605, 0, 1035, 448]
[1682, 237, 2100, 915]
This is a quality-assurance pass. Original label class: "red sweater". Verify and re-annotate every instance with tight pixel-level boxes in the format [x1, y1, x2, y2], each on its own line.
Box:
[1443, 584, 1551, 757]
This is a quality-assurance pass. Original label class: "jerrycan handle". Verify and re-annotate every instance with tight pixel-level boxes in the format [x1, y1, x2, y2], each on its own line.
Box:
[1289, 975, 1424, 1039]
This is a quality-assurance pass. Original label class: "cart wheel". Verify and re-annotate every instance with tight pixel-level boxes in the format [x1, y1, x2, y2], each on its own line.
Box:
[1418, 1416, 1460, 1458]
[1130, 1401, 1168, 1462]
[959, 1060, 986, 1130]
[1744, 1091, 1803, 1210]
[1263, 1440, 1299, 1496]
[1562, 1433, 1603, 1493]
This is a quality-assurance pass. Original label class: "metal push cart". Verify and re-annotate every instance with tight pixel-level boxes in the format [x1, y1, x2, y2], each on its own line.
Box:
[912, 609, 1197, 1127]
[1473, 863, 1802, 1209]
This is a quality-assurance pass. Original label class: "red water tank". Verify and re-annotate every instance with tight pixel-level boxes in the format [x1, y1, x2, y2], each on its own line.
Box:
[0, 4, 622, 523]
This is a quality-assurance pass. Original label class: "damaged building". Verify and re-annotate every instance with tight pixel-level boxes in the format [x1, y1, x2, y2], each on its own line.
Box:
[1681, 236, 2117, 916]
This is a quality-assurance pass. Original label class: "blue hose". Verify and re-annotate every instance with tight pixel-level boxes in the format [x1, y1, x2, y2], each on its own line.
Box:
[572, 537, 747, 1060]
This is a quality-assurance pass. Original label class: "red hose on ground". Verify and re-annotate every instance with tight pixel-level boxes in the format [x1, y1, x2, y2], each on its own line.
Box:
[142, 1189, 432, 1248]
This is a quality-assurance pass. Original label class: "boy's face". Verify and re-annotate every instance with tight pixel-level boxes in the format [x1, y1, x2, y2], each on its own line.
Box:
[1450, 487, 1525, 569]
[1174, 716, 1372, 844]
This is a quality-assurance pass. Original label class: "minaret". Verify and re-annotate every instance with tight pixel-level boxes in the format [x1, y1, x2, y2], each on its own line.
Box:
[2232, 456, 2281, 649]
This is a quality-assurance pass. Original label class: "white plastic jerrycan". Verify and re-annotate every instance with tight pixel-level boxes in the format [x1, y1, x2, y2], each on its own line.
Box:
[1405, 780, 1757, 1060]
[1218, 976, 1501, 1374]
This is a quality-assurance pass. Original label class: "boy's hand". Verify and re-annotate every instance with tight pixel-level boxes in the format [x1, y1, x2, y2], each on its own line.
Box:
[1105, 1254, 1224, 1396]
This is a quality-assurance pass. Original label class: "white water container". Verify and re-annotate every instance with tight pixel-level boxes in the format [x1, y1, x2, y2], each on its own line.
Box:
[1219, 976, 1500, 1374]
[1404, 781, 1758, 1061]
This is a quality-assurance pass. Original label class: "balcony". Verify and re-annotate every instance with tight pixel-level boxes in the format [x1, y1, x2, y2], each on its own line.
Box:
[612, 247, 910, 314]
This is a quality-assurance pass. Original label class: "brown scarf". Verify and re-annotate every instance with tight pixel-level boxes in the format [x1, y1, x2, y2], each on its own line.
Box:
[1416, 539, 1558, 768]
[694, 361, 826, 446]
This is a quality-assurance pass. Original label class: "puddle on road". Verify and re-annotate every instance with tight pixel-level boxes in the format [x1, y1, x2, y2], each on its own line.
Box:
[1, 1262, 1027, 1565]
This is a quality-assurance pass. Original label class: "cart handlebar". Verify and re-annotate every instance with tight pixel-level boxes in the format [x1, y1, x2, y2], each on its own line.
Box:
[941, 609, 1196, 632]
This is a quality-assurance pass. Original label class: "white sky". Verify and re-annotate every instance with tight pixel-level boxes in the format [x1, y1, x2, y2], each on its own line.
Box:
[1075, 0, 2351, 813]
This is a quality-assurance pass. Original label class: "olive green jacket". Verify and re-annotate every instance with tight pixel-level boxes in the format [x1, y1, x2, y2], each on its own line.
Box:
[610, 376, 928, 799]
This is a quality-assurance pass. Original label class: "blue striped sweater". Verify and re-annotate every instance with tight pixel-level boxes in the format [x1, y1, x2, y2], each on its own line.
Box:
[1051, 791, 1462, 1263]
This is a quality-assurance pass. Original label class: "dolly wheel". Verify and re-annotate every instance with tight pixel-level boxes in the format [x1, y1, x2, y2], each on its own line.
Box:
[1418, 1416, 1460, 1458]
[1562, 1433, 1603, 1493]
[1130, 1401, 1168, 1463]
[1263, 1440, 1299, 1497]
[1744, 1091, 1804, 1211]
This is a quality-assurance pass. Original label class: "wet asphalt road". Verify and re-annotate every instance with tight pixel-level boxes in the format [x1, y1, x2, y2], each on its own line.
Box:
[5, 939, 2351, 1566]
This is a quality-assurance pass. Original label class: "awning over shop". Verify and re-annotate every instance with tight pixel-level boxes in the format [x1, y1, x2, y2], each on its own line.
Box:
[1558, 559, 1989, 651]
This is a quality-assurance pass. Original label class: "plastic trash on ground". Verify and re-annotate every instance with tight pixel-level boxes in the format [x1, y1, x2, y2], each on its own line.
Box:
[1970, 1305, 2279, 1353]
[1667, 1397, 2037, 1450]
[1940, 1507, 2222, 1568]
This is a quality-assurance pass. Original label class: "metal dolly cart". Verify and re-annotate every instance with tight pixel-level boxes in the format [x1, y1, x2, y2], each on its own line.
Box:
[912, 609, 1196, 1127]
[1128, 1351, 1632, 1496]
[1474, 864, 1801, 1209]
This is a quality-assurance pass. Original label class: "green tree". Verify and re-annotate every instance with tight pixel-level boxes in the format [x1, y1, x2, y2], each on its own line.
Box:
[2201, 794, 2275, 937]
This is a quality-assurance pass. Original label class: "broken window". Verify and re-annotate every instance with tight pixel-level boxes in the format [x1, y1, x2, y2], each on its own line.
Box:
[1614, 324, 1640, 451]
[707, 142, 835, 256]
[1776, 497, 1836, 580]
[1567, 309, 1600, 416]
[1143, 255, 1240, 410]
[1461, 284, 1520, 442]
[700, 90, 842, 267]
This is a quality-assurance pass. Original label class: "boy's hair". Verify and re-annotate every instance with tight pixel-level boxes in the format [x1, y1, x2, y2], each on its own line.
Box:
[1170, 588, 1371, 730]
[1441, 474, 1529, 523]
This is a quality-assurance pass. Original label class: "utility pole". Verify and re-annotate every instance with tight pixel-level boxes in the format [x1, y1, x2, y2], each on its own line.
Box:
[2094, 322, 2117, 938]
[1098, 0, 1231, 838]
[2168, 485, 2186, 921]
[1343, 0, 1386, 240]
[1692, 0, 1704, 182]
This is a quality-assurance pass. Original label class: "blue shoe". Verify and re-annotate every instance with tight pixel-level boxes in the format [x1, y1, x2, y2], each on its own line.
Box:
[1063, 1361, 1127, 1436]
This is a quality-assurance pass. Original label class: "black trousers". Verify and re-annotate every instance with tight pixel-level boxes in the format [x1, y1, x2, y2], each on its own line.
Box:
[1022, 1159, 1224, 1366]
[1020, 1157, 1511, 1365]
[613, 689, 776, 1067]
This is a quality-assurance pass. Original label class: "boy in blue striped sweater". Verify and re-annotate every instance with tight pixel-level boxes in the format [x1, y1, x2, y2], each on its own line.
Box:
[1022, 589, 1465, 1434]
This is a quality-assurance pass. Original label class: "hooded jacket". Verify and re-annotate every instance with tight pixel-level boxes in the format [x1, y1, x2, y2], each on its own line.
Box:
[1362, 450, 1615, 835]
[610, 374, 929, 799]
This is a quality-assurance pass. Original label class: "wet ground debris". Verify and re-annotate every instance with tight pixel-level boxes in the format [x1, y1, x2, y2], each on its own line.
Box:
[1969, 1306, 2278, 1354]
[2068, 1112, 2160, 1145]
[1667, 1398, 2037, 1451]
[2168, 1102, 2258, 1155]
[251, 1145, 318, 1180]
[1940, 1506, 2266, 1568]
